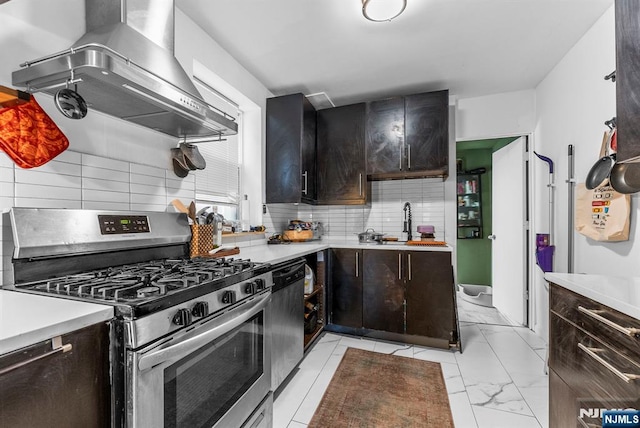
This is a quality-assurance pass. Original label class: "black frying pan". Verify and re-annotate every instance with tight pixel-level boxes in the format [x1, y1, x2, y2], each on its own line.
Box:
[585, 130, 616, 189]
[54, 84, 87, 119]
[585, 152, 615, 189]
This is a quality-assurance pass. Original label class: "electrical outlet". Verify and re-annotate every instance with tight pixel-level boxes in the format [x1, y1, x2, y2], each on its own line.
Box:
[262, 204, 267, 214]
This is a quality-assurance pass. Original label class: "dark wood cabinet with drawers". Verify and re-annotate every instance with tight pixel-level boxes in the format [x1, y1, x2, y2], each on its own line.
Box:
[0, 322, 111, 428]
[549, 283, 640, 428]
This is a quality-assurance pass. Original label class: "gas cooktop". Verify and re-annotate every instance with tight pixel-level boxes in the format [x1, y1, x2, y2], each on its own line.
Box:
[12, 257, 271, 315]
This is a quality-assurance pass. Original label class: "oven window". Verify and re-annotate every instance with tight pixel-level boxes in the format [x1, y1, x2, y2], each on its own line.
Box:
[164, 312, 264, 428]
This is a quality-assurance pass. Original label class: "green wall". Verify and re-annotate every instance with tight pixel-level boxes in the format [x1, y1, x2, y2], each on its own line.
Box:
[456, 148, 492, 285]
[456, 137, 517, 286]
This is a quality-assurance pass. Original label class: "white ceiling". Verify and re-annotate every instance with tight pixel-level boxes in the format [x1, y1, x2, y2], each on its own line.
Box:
[176, 0, 613, 107]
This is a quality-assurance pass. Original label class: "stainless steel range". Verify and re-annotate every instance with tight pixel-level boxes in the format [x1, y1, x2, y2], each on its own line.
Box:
[2, 208, 273, 428]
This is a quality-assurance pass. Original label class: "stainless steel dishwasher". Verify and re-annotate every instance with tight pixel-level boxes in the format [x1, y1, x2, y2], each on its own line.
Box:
[270, 258, 306, 391]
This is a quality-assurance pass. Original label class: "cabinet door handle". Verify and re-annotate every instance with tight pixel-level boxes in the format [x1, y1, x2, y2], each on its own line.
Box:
[302, 171, 308, 195]
[359, 173, 363, 196]
[399, 146, 403, 170]
[577, 343, 640, 383]
[408, 253, 412, 281]
[398, 253, 402, 280]
[0, 336, 72, 376]
[408, 145, 411, 170]
[355, 251, 359, 278]
[577, 306, 640, 336]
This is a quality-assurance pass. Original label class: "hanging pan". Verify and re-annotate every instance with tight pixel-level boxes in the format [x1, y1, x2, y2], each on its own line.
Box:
[610, 161, 640, 194]
[585, 129, 615, 189]
[54, 81, 87, 120]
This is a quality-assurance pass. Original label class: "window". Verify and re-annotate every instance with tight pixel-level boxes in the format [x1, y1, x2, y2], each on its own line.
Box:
[192, 79, 241, 221]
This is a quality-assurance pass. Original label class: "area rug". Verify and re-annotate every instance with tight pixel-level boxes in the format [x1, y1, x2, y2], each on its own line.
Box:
[308, 347, 454, 428]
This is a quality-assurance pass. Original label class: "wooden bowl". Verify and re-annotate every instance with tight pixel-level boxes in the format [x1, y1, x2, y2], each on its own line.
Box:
[283, 229, 313, 242]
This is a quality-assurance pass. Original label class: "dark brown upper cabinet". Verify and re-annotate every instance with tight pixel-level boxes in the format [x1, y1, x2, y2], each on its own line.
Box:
[366, 90, 449, 180]
[317, 103, 369, 205]
[615, 0, 640, 162]
[265, 93, 317, 204]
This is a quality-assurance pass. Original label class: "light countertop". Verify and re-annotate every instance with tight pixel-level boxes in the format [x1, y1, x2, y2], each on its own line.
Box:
[545, 272, 640, 320]
[0, 290, 114, 355]
[236, 240, 452, 264]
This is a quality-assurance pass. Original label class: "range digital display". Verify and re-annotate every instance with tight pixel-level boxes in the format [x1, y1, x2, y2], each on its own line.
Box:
[98, 215, 150, 234]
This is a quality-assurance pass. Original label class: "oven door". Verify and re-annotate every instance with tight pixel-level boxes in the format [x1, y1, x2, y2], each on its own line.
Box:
[128, 291, 271, 428]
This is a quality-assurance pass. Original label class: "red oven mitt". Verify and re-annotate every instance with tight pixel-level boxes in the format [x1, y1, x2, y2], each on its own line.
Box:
[0, 96, 69, 168]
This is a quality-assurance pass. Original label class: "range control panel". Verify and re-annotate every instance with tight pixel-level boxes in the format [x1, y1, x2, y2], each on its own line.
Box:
[98, 215, 150, 234]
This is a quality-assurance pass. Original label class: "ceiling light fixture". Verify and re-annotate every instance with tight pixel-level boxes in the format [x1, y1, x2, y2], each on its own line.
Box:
[362, 0, 407, 22]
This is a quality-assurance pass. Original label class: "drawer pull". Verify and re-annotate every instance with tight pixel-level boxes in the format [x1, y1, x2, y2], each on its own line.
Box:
[0, 336, 72, 376]
[577, 343, 640, 383]
[577, 306, 640, 337]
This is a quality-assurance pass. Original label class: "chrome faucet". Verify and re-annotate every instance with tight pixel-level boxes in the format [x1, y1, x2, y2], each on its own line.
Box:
[403, 202, 412, 241]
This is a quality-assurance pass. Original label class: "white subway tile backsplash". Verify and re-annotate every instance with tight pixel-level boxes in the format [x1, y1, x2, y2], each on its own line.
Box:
[0, 153, 14, 168]
[82, 188, 129, 203]
[30, 159, 82, 176]
[52, 150, 82, 164]
[82, 165, 130, 183]
[15, 183, 81, 200]
[83, 201, 131, 211]
[82, 177, 130, 192]
[0, 197, 13, 207]
[131, 163, 165, 178]
[131, 173, 166, 189]
[131, 193, 166, 206]
[81, 154, 129, 172]
[131, 182, 167, 196]
[15, 169, 82, 188]
[130, 203, 166, 212]
[0, 168, 13, 183]
[14, 197, 82, 209]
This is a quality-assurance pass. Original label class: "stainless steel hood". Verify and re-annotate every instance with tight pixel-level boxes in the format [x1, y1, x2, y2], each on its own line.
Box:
[12, 0, 237, 140]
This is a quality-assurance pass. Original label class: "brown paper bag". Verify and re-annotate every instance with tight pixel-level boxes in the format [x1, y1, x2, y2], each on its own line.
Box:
[575, 183, 630, 241]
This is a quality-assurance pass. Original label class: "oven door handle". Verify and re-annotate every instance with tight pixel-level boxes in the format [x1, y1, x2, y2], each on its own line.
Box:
[138, 292, 270, 372]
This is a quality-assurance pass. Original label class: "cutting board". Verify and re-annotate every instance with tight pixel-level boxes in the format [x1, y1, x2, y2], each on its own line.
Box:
[405, 240, 448, 247]
[193, 246, 240, 258]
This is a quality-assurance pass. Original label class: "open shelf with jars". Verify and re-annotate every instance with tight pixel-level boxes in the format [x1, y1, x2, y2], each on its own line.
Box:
[457, 173, 483, 239]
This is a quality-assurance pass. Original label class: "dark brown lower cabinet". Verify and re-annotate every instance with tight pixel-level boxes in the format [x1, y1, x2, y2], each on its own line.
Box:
[406, 251, 455, 341]
[362, 250, 404, 333]
[329, 248, 363, 328]
[0, 322, 111, 428]
[330, 248, 458, 349]
[549, 282, 640, 428]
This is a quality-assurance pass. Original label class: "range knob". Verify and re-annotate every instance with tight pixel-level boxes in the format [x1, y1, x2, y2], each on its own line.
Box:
[192, 301, 209, 318]
[254, 278, 266, 291]
[172, 308, 192, 326]
[245, 282, 257, 295]
[222, 290, 236, 304]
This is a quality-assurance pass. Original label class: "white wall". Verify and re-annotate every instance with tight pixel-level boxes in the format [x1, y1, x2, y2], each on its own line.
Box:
[456, 90, 536, 141]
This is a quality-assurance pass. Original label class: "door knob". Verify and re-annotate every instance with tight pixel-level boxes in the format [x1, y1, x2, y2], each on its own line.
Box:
[488, 235, 496, 240]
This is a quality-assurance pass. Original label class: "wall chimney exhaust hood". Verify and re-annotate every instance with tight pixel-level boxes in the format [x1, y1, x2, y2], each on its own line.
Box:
[12, 0, 238, 140]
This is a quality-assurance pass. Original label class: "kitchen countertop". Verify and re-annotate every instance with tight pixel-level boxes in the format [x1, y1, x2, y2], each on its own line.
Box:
[0, 290, 114, 355]
[237, 239, 452, 264]
[545, 272, 640, 320]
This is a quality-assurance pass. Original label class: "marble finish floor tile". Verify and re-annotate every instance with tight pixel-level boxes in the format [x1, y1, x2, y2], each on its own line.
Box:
[473, 405, 543, 428]
[275, 319, 549, 428]
[457, 296, 519, 326]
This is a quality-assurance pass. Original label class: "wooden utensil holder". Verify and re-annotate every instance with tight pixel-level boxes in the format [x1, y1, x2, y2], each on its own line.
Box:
[190, 224, 215, 258]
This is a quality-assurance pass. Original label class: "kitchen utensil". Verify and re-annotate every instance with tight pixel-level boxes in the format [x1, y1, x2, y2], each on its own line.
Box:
[405, 240, 447, 246]
[585, 130, 616, 189]
[357, 228, 385, 243]
[180, 143, 206, 170]
[171, 199, 189, 215]
[54, 82, 87, 119]
[188, 201, 196, 222]
[609, 161, 640, 194]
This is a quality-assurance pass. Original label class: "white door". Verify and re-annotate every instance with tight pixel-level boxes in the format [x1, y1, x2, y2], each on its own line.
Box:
[491, 137, 527, 326]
